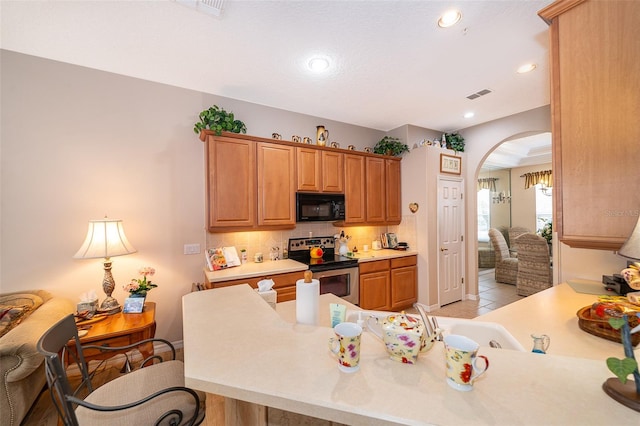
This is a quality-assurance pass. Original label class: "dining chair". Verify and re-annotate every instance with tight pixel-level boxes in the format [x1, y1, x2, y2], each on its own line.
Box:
[37, 314, 205, 426]
[514, 233, 553, 296]
[488, 228, 518, 285]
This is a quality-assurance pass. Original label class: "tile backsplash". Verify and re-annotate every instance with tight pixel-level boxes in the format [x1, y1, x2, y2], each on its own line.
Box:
[206, 216, 417, 260]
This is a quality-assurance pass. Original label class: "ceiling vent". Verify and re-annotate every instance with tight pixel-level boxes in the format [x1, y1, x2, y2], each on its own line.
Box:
[466, 89, 492, 100]
[175, 0, 225, 17]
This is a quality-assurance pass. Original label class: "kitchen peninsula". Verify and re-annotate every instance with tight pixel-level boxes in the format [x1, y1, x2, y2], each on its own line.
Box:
[182, 284, 638, 425]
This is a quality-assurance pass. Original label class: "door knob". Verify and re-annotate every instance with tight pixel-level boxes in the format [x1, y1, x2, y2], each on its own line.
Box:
[440, 247, 448, 252]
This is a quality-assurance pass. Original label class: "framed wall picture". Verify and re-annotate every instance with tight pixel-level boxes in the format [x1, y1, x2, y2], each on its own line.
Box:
[440, 153, 462, 175]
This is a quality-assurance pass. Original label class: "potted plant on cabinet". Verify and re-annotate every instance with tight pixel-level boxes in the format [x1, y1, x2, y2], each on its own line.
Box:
[444, 132, 465, 153]
[373, 136, 409, 157]
[193, 105, 247, 136]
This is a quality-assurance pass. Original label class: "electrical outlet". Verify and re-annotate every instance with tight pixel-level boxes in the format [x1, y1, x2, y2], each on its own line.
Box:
[183, 243, 201, 255]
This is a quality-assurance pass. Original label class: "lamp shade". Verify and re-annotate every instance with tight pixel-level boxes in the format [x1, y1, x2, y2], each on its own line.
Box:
[618, 216, 640, 261]
[73, 218, 137, 259]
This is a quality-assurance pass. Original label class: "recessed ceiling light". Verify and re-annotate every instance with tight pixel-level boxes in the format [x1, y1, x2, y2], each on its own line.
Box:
[438, 10, 461, 28]
[308, 57, 330, 72]
[464, 112, 475, 119]
[517, 63, 537, 74]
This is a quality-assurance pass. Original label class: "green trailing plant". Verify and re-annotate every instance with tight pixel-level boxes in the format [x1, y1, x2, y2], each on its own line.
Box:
[193, 105, 247, 136]
[373, 136, 409, 157]
[445, 132, 465, 152]
[606, 314, 640, 393]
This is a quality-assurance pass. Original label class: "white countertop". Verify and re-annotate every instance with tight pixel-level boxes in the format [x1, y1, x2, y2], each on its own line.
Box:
[182, 285, 639, 425]
[476, 283, 640, 360]
[203, 259, 308, 283]
[348, 249, 418, 262]
[203, 250, 417, 283]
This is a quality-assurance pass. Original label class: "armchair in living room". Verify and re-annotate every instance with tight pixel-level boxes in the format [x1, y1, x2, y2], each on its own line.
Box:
[37, 314, 205, 425]
[514, 233, 553, 297]
[488, 228, 518, 285]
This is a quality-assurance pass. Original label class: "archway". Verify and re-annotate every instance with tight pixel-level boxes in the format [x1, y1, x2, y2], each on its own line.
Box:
[474, 131, 552, 297]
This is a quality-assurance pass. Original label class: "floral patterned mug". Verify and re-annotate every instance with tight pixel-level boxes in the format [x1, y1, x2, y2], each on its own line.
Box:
[443, 334, 489, 391]
[328, 322, 362, 373]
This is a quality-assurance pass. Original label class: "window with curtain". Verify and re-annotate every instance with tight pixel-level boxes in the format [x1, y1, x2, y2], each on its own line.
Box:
[477, 189, 491, 243]
[521, 170, 552, 189]
[477, 177, 498, 192]
[535, 184, 553, 231]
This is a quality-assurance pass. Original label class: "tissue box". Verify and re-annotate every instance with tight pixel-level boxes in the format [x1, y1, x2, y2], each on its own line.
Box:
[77, 299, 98, 314]
[256, 289, 277, 310]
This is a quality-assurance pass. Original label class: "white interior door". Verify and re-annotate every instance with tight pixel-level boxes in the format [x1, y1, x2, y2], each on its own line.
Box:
[438, 177, 465, 306]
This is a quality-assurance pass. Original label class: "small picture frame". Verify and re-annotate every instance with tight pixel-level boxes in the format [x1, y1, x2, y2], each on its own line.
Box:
[123, 297, 145, 314]
[440, 153, 462, 175]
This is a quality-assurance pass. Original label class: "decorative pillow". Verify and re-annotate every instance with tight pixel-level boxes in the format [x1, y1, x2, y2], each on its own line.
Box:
[0, 293, 44, 338]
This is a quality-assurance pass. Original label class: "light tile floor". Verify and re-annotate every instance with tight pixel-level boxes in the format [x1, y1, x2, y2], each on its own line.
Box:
[419, 268, 524, 319]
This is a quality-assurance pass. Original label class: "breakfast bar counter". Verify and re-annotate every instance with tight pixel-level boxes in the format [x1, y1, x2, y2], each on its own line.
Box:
[476, 282, 640, 360]
[182, 285, 637, 425]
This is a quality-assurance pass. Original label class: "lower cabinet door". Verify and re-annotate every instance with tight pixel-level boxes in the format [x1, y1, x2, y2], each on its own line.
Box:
[360, 271, 390, 311]
[390, 265, 417, 310]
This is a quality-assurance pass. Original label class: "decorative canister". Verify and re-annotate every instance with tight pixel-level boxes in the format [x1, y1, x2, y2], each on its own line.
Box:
[316, 125, 328, 146]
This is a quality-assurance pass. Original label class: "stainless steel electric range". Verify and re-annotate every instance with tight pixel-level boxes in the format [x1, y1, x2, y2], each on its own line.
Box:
[287, 236, 359, 305]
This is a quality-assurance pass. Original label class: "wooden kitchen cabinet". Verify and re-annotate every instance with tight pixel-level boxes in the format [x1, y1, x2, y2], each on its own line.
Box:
[201, 131, 402, 230]
[257, 142, 296, 226]
[296, 147, 344, 193]
[208, 270, 304, 303]
[390, 256, 417, 310]
[205, 135, 256, 230]
[359, 259, 391, 310]
[385, 159, 402, 224]
[202, 132, 295, 232]
[539, 0, 640, 250]
[344, 154, 366, 223]
[360, 256, 417, 311]
[365, 157, 386, 223]
[364, 157, 402, 225]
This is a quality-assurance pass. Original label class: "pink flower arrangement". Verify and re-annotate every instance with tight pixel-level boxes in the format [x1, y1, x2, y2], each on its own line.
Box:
[123, 266, 158, 297]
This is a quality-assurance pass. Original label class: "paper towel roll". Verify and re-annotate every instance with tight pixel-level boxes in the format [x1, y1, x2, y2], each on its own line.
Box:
[296, 279, 319, 325]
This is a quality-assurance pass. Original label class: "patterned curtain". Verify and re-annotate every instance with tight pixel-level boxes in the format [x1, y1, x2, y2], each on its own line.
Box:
[521, 170, 553, 189]
[477, 177, 498, 192]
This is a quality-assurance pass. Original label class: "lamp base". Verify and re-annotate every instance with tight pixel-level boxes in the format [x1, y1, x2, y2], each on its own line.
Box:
[99, 296, 121, 315]
[602, 377, 640, 412]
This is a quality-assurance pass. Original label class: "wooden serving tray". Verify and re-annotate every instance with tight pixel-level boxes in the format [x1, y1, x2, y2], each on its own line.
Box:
[576, 306, 640, 346]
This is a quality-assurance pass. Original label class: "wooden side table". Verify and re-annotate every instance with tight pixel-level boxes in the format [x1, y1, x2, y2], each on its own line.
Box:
[70, 302, 156, 365]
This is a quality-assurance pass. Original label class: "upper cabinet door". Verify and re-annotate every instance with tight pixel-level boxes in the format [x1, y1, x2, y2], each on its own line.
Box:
[386, 159, 402, 224]
[257, 142, 296, 226]
[344, 154, 366, 223]
[539, 0, 640, 249]
[321, 151, 344, 193]
[296, 147, 322, 192]
[206, 136, 256, 229]
[366, 157, 386, 223]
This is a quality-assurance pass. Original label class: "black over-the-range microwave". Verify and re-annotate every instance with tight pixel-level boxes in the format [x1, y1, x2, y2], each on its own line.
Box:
[296, 193, 345, 222]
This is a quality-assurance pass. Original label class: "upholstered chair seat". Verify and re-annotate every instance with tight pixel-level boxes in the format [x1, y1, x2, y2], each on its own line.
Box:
[488, 228, 518, 285]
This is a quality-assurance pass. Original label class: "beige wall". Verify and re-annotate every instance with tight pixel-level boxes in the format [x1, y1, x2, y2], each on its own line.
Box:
[463, 107, 627, 293]
[0, 50, 385, 342]
[2, 50, 630, 344]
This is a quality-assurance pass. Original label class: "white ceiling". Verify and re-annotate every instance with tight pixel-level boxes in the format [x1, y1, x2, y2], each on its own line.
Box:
[1, 0, 554, 134]
[482, 132, 552, 170]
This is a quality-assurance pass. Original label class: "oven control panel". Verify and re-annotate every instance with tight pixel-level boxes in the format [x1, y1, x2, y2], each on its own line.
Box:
[288, 236, 335, 252]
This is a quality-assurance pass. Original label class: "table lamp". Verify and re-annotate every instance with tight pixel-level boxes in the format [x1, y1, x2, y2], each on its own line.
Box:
[74, 218, 137, 313]
[619, 215, 640, 264]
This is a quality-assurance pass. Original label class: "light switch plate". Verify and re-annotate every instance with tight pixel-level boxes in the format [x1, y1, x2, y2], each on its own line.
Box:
[184, 243, 201, 255]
